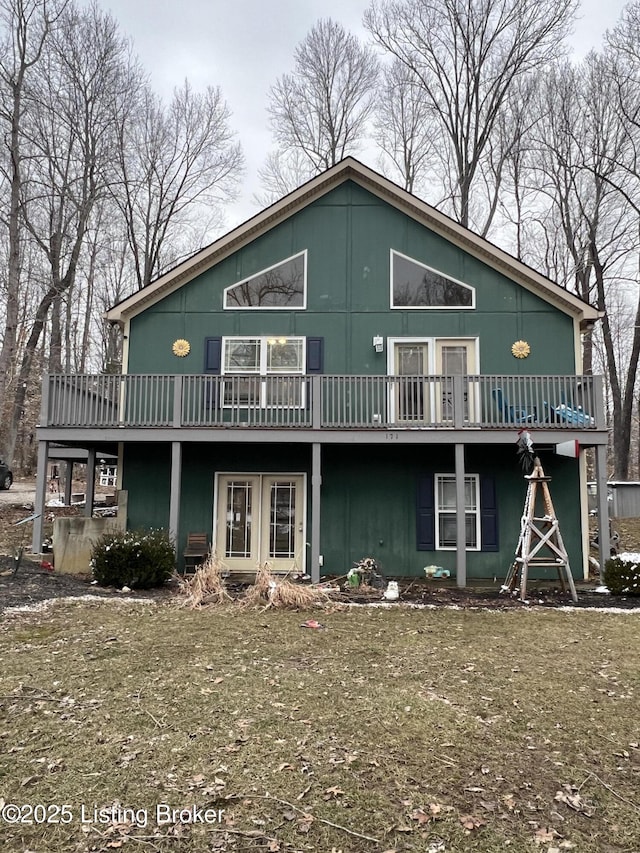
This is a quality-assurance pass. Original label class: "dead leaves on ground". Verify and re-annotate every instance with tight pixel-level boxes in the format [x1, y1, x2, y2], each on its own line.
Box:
[554, 784, 596, 817]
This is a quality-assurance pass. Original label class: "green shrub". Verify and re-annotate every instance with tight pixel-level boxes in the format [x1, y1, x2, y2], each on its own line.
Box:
[91, 528, 175, 589]
[603, 555, 640, 596]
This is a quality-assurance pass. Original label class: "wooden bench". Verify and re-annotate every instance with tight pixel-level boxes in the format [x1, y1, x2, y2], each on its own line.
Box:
[183, 532, 209, 573]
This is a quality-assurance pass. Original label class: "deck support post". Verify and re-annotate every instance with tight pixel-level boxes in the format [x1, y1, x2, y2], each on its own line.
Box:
[63, 461, 73, 506]
[31, 440, 49, 555]
[169, 441, 182, 548]
[84, 448, 96, 517]
[311, 442, 322, 583]
[455, 442, 467, 588]
[594, 443, 610, 576]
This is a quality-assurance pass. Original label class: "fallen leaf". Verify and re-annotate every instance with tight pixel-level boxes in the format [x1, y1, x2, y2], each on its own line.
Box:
[297, 814, 314, 833]
[459, 814, 486, 833]
[554, 789, 595, 817]
[534, 827, 560, 845]
[410, 808, 431, 825]
[324, 786, 345, 799]
[502, 794, 516, 811]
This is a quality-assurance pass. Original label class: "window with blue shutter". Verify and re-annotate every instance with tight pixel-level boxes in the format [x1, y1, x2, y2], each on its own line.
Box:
[306, 337, 324, 373]
[416, 475, 435, 550]
[417, 473, 497, 552]
[480, 474, 499, 552]
[204, 336, 222, 374]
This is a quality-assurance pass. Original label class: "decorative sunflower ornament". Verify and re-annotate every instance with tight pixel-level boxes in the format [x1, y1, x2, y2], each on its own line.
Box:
[172, 338, 191, 358]
[511, 340, 530, 359]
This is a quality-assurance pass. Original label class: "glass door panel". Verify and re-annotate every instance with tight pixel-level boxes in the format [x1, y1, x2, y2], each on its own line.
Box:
[261, 476, 304, 572]
[435, 340, 476, 423]
[216, 476, 259, 570]
[394, 343, 430, 423]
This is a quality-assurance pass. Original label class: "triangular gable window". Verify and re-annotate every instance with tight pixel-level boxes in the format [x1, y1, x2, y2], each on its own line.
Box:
[224, 251, 306, 309]
[391, 250, 475, 308]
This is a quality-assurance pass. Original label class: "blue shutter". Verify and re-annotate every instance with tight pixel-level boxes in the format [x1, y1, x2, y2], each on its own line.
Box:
[480, 474, 499, 552]
[204, 337, 222, 374]
[417, 475, 435, 551]
[306, 337, 324, 373]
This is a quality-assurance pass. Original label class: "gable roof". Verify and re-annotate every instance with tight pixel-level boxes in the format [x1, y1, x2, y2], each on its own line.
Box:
[105, 157, 601, 328]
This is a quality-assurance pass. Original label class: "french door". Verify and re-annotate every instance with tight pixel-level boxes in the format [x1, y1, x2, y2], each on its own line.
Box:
[391, 339, 477, 424]
[435, 339, 477, 422]
[215, 474, 305, 572]
[394, 342, 430, 422]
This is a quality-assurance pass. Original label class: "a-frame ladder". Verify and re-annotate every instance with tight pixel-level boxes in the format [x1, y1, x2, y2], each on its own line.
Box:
[503, 457, 578, 602]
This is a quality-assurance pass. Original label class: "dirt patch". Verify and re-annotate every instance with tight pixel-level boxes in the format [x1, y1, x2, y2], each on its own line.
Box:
[2, 557, 638, 617]
[0, 556, 175, 613]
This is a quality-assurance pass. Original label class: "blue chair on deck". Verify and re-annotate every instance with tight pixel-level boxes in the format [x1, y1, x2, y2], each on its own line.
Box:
[545, 402, 594, 427]
[492, 388, 537, 424]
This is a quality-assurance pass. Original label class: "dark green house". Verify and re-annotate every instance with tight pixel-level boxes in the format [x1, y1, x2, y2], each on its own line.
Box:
[32, 158, 610, 584]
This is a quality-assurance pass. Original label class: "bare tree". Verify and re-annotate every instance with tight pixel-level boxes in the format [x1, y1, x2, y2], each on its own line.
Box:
[113, 80, 243, 290]
[254, 149, 317, 206]
[0, 1, 136, 463]
[0, 0, 65, 439]
[265, 17, 378, 184]
[364, 0, 577, 234]
[373, 59, 435, 193]
[592, 3, 640, 478]
[527, 53, 638, 478]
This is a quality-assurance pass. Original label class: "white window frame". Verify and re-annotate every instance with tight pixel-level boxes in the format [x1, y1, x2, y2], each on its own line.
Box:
[221, 336, 306, 408]
[435, 473, 481, 551]
[99, 464, 118, 487]
[223, 250, 307, 310]
[390, 249, 475, 310]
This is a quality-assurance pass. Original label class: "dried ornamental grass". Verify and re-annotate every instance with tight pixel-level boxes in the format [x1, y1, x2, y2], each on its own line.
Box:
[242, 562, 332, 610]
[177, 554, 232, 608]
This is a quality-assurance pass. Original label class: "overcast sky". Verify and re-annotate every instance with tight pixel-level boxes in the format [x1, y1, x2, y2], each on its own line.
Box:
[92, 0, 630, 230]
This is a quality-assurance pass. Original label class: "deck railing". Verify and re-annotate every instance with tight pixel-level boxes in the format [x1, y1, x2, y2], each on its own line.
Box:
[44, 373, 604, 430]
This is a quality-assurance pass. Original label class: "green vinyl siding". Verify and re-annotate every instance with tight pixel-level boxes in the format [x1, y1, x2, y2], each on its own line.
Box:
[319, 445, 582, 579]
[122, 444, 171, 531]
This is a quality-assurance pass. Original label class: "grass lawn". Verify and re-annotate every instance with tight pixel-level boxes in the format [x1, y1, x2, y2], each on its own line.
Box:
[0, 600, 639, 852]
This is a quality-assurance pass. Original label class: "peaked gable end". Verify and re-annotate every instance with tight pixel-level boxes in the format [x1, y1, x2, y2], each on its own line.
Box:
[106, 158, 599, 330]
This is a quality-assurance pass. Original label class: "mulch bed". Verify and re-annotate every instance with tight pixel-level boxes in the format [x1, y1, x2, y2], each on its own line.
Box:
[0, 556, 174, 614]
[1, 556, 638, 615]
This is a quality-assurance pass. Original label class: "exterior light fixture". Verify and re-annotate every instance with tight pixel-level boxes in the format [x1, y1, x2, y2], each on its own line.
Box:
[373, 335, 384, 353]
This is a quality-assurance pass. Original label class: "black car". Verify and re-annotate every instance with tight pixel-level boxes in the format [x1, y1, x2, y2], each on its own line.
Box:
[0, 460, 13, 490]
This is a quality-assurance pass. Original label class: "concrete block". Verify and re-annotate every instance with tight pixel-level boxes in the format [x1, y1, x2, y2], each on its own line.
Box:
[53, 516, 123, 575]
